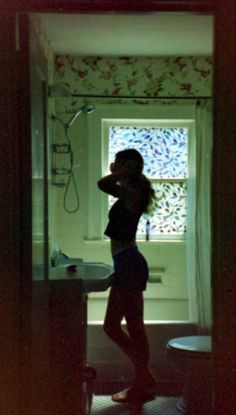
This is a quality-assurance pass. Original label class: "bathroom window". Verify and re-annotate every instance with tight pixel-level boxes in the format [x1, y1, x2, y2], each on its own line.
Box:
[103, 121, 189, 240]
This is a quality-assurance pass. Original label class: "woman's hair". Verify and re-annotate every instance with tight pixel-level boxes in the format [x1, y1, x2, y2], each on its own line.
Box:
[115, 149, 156, 213]
[116, 148, 144, 170]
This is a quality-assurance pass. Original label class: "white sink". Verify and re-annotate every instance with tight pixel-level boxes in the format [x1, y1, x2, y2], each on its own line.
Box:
[82, 262, 113, 292]
[33, 261, 113, 293]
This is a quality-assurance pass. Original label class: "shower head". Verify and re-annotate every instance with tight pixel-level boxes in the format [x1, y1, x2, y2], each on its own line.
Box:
[66, 103, 95, 128]
[83, 103, 95, 114]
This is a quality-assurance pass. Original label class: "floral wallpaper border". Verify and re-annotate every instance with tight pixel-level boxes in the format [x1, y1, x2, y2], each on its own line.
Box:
[54, 55, 212, 98]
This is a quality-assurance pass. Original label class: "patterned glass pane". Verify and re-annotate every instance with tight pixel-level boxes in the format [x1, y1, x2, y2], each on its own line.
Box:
[138, 182, 187, 236]
[108, 181, 186, 237]
[109, 126, 188, 178]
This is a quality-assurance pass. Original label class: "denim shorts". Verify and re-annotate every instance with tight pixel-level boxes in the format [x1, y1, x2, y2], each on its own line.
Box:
[112, 246, 149, 291]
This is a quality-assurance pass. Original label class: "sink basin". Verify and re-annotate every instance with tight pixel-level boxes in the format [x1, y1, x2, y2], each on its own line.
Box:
[82, 262, 113, 292]
[33, 260, 113, 293]
[57, 257, 114, 292]
[57, 257, 84, 265]
[57, 262, 113, 292]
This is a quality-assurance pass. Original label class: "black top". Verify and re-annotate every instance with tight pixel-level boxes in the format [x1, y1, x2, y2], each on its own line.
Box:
[104, 199, 142, 242]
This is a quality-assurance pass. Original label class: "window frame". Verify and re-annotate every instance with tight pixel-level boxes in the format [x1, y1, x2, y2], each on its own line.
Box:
[103, 119, 192, 241]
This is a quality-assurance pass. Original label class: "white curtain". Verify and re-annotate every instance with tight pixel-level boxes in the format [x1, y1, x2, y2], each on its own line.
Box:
[186, 100, 213, 331]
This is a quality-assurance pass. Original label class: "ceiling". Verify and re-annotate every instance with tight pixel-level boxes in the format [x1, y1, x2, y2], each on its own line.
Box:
[38, 13, 213, 56]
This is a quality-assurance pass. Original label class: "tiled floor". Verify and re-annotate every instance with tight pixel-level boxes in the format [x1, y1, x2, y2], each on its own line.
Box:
[91, 395, 181, 415]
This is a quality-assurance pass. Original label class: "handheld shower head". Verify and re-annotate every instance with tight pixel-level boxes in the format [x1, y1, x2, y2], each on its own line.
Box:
[66, 103, 95, 128]
[83, 103, 94, 114]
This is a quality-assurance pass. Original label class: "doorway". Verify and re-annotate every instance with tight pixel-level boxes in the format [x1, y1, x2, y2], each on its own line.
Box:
[0, 2, 235, 415]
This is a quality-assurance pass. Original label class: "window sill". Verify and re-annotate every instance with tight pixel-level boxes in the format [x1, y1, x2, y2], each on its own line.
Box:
[84, 238, 185, 244]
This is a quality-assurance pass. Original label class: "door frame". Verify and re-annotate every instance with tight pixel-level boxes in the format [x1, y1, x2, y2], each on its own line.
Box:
[0, 2, 235, 415]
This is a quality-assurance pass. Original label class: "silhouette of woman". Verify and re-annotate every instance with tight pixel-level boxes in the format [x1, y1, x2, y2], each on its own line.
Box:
[97, 149, 156, 403]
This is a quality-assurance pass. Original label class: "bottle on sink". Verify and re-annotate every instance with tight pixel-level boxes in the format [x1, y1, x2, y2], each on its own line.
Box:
[51, 244, 61, 267]
[145, 219, 150, 241]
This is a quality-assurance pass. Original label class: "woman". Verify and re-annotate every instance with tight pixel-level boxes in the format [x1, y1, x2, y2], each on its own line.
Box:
[97, 149, 156, 403]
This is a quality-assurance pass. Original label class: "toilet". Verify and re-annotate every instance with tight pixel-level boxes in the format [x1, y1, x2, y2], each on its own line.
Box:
[167, 336, 214, 415]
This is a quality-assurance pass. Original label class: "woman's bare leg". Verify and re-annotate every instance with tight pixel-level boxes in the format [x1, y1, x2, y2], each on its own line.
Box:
[124, 291, 156, 390]
[104, 286, 156, 402]
[104, 286, 155, 388]
[103, 286, 134, 363]
[124, 290, 149, 375]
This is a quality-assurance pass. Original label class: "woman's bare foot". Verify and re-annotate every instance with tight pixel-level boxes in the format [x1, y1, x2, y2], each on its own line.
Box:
[111, 385, 155, 403]
[112, 388, 130, 403]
